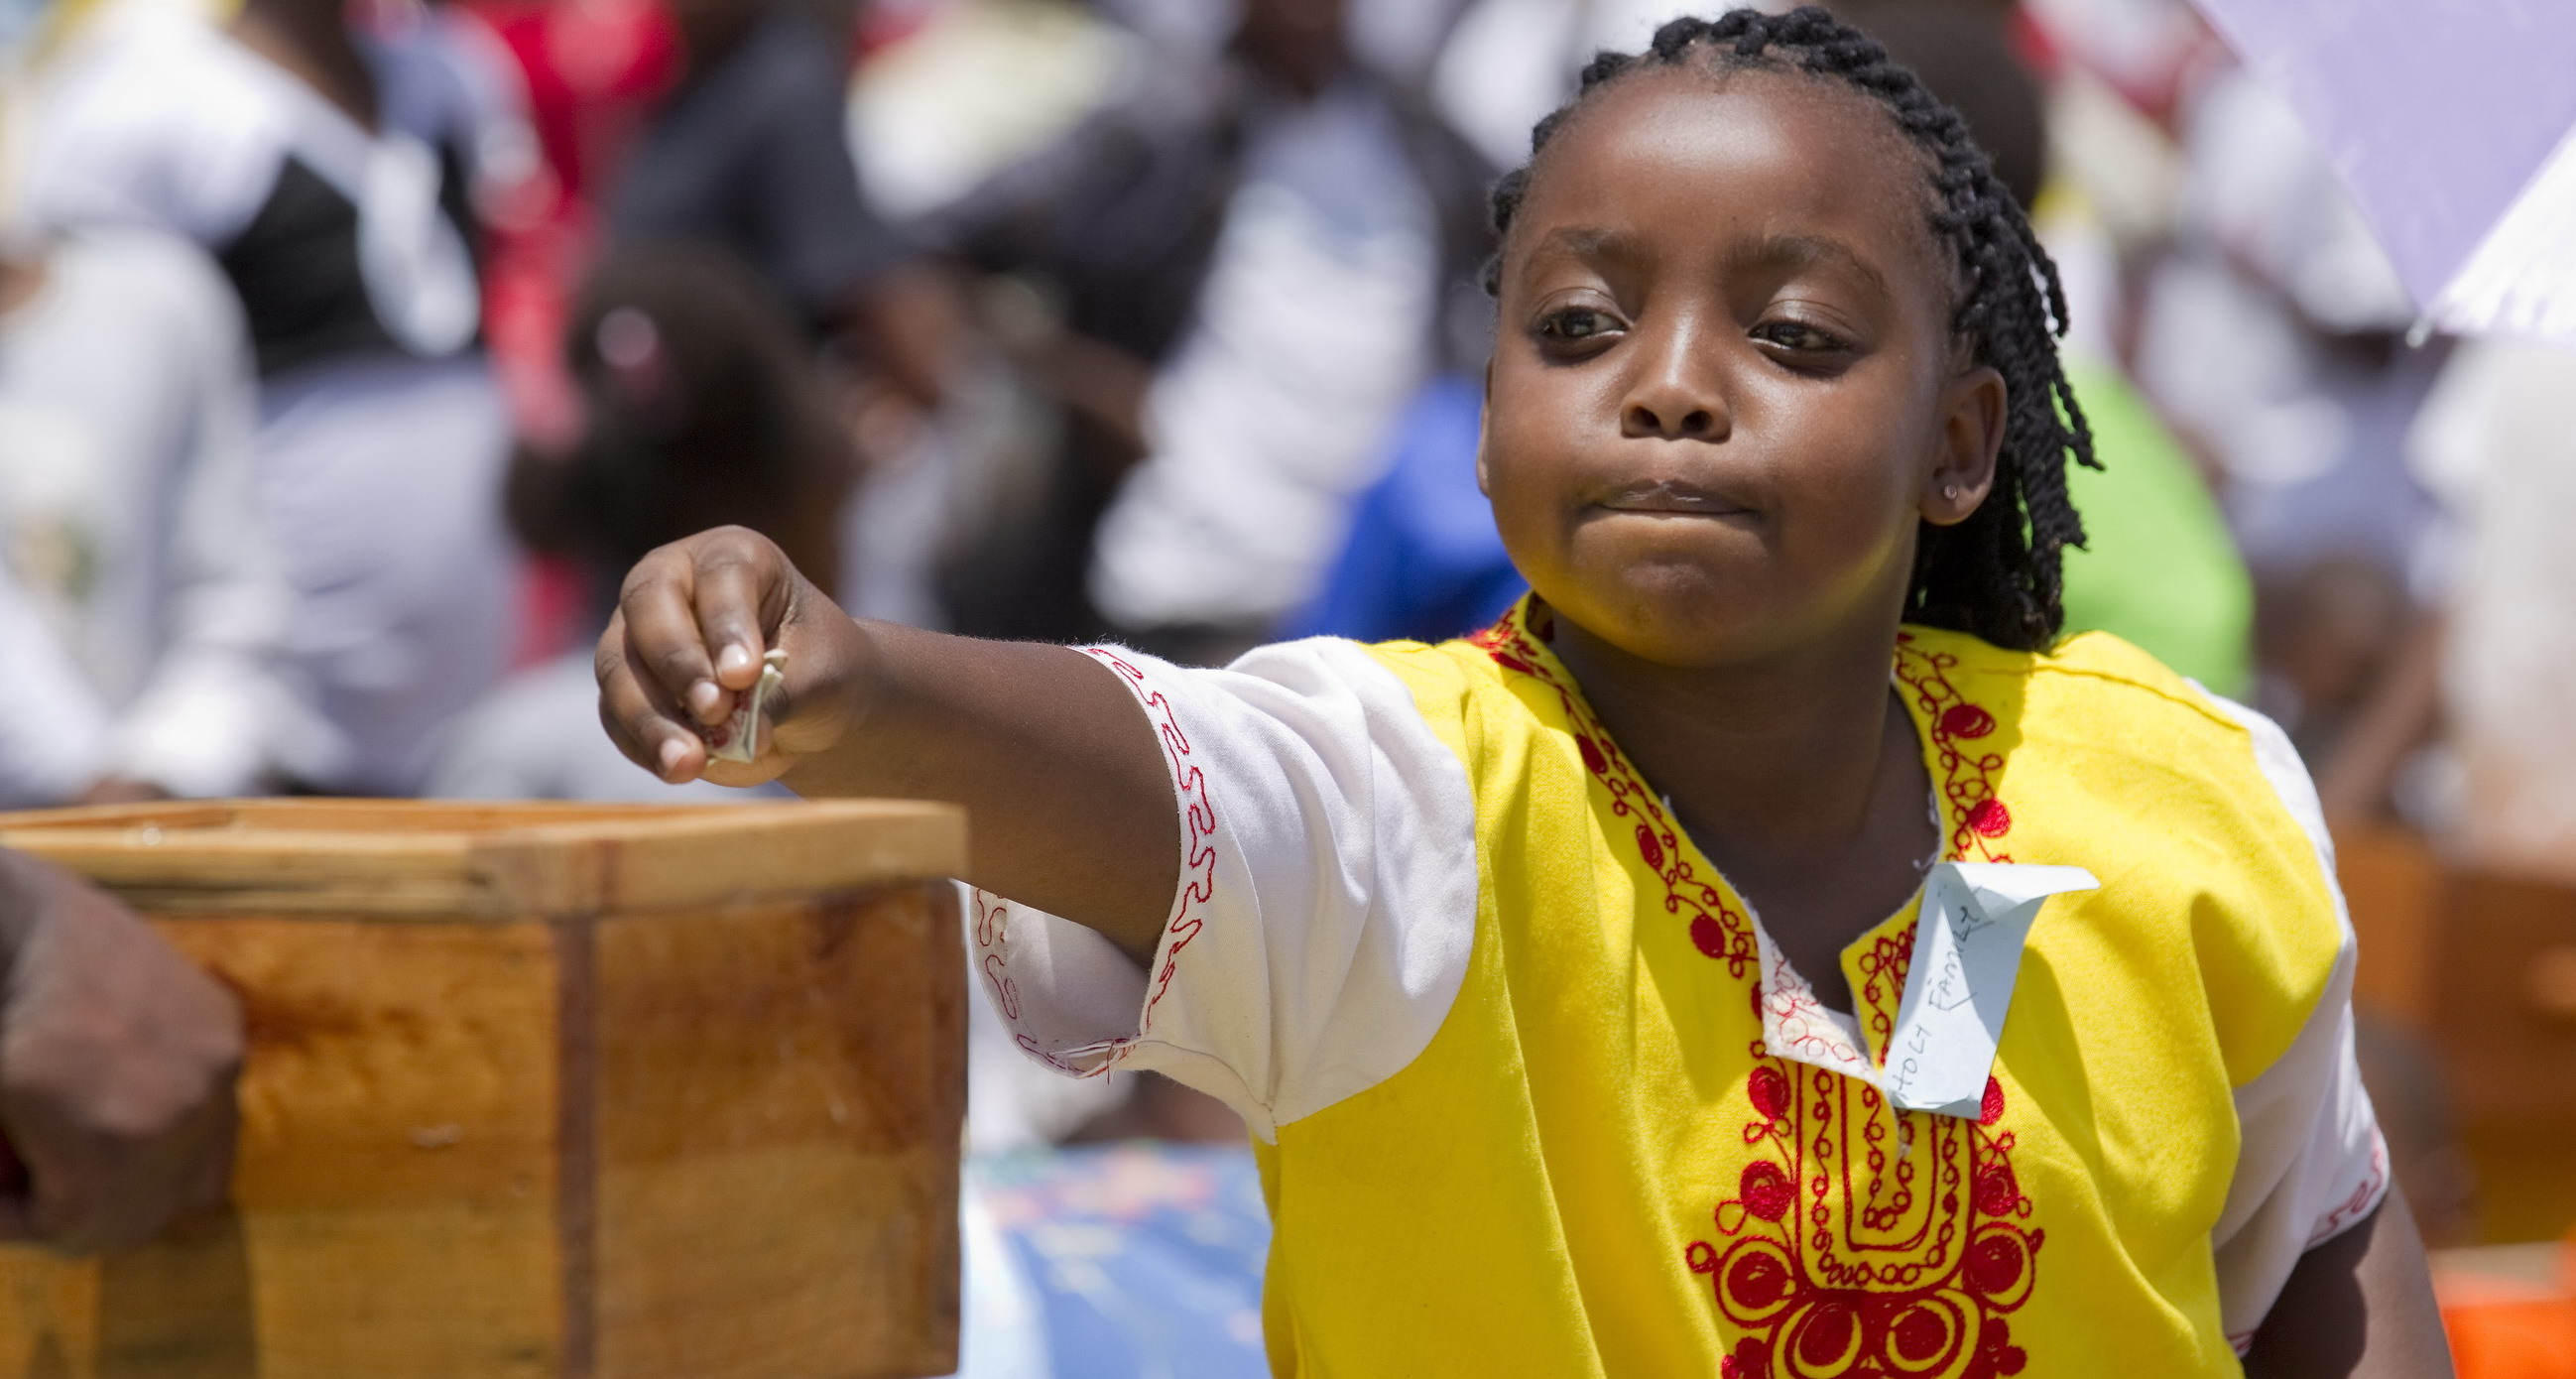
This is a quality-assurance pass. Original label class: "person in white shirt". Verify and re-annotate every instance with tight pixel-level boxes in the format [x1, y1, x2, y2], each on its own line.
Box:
[0, 229, 306, 806]
[923, 0, 1494, 660]
[16, 0, 519, 793]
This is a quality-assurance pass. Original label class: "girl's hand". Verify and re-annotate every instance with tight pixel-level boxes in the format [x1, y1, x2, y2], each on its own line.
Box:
[595, 524, 1179, 959]
[595, 526, 870, 788]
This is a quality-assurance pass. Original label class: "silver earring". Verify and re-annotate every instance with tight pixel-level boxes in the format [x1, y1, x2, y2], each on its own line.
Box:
[1941, 483, 1960, 500]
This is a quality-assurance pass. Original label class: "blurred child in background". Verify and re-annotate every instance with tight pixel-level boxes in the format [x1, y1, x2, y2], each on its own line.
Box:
[429, 244, 846, 802]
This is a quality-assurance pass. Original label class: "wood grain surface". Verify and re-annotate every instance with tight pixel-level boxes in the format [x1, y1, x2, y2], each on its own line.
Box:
[0, 800, 966, 919]
[0, 802, 967, 1379]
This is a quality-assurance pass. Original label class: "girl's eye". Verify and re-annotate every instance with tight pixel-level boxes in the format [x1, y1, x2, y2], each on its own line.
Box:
[1751, 319, 1848, 354]
[1535, 307, 1623, 344]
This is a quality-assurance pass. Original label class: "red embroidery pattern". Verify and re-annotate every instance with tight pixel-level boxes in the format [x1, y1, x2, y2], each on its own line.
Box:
[2304, 1134, 2389, 1249]
[970, 889, 1020, 1018]
[1854, 932, 1916, 1063]
[1470, 603, 1759, 978]
[1469, 606, 2044, 1372]
[1893, 634, 2015, 863]
[1763, 970, 1875, 1075]
[1694, 1058, 2043, 1379]
[967, 650, 1220, 1075]
[1082, 649, 1219, 1036]
[967, 886, 1083, 1075]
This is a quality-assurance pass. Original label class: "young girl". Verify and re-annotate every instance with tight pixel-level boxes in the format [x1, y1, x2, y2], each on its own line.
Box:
[598, 10, 2448, 1374]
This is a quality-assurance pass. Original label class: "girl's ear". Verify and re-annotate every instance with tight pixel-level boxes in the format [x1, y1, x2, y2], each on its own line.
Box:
[1476, 360, 1496, 497]
[1921, 362, 2006, 527]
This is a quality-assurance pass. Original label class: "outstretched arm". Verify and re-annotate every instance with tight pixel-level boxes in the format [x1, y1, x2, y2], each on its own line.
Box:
[594, 526, 1178, 961]
[2244, 1186, 2453, 1379]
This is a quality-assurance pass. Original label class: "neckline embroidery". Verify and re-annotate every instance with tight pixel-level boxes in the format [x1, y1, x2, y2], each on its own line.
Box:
[1467, 603, 2020, 1028]
[1470, 600, 2048, 1374]
[1471, 601, 1766, 979]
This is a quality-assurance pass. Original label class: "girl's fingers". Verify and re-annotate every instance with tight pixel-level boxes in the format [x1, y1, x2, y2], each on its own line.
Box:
[596, 615, 709, 781]
[690, 533, 778, 691]
[617, 547, 728, 725]
[600, 528, 807, 779]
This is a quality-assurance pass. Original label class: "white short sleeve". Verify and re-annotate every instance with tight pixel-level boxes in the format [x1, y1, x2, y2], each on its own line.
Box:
[968, 640, 1479, 1141]
[2203, 693, 2391, 1352]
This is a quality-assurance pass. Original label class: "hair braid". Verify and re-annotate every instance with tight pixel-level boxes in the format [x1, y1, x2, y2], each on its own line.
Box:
[1487, 6, 2099, 651]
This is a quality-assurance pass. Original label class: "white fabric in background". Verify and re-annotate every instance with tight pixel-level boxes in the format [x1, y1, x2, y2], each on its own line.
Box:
[0, 231, 301, 800]
[1429, 0, 1582, 170]
[253, 357, 510, 793]
[1087, 81, 1436, 631]
[2135, 67, 2447, 586]
[19, 4, 515, 793]
[2410, 339, 2576, 882]
[0, 561, 116, 807]
[18, 1, 482, 353]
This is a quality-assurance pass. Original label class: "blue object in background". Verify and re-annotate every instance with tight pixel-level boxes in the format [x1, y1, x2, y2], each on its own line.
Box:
[956, 1145, 1272, 1379]
[1288, 374, 1524, 646]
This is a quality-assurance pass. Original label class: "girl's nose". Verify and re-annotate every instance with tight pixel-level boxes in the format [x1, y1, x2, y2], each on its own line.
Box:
[1619, 327, 1731, 441]
[1622, 397, 1724, 439]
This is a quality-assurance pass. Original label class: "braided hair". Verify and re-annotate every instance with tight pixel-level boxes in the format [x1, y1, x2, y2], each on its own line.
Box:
[1487, 7, 2097, 651]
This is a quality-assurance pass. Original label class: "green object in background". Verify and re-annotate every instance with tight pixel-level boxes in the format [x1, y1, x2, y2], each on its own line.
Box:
[2055, 361, 2255, 698]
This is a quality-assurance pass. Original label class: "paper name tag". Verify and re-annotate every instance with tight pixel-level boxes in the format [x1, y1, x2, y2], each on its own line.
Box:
[1881, 861, 2099, 1117]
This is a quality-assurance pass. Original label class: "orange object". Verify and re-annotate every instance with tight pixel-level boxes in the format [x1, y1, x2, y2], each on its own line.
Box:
[2445, 1297, 2576, 1379]
[2440, 1241, 2576, 1379]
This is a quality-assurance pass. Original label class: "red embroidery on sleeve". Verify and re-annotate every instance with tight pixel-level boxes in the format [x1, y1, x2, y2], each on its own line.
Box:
[968, 886, 1089, 1075]
[1081, 649, 1220, 1040]
[965, 650, 1223, 1077]
[2304, 1136, 2389, 1248]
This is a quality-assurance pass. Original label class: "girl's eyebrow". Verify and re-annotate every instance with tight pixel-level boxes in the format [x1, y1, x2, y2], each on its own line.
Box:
[1532, 225, 1892, 302]
[1741, 233, 1891, 299]
[1535, 225, 1646, 264]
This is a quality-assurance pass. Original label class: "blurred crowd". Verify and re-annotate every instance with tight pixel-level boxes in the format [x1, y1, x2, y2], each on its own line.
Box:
[5, 0, 2565, 855]
[2, 0, 2574, 1370]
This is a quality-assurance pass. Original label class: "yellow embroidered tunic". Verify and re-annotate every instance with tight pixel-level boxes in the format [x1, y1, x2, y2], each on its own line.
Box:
[976, 602, 2385, 1376]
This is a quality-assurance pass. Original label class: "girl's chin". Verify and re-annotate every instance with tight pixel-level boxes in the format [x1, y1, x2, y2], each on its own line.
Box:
[1541, 575, 1783, 664]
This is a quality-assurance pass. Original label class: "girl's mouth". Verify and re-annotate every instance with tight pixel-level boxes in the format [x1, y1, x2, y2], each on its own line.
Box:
[1592, 479, 1755, 518]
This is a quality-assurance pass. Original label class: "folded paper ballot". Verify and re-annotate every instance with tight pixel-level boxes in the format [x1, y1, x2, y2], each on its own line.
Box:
[1883, 861, 2100, 1117]
[708, 649, 789, 765]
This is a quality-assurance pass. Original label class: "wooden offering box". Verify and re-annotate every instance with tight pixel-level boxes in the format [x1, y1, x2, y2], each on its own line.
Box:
[0, 799, 967, 1379]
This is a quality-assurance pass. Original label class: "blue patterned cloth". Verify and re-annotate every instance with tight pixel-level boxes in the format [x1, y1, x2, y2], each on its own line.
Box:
[954, 1144, 1273, 1379]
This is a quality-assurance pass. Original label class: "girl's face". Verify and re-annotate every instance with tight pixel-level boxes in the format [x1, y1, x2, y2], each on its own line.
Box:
[1483, 66, 2006, 669]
